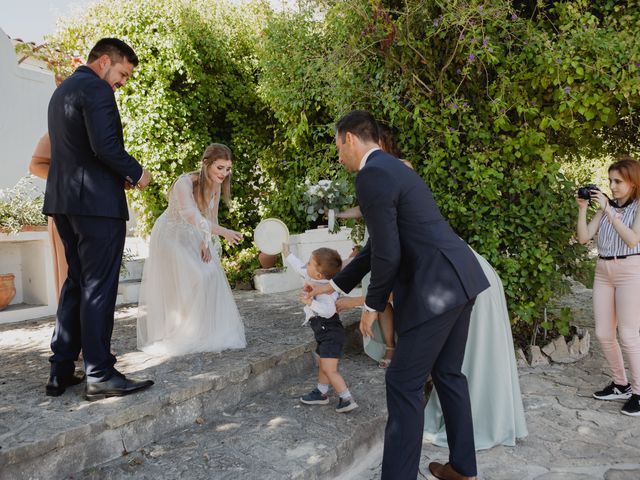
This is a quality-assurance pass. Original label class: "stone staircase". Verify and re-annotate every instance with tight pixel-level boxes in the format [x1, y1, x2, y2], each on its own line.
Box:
[0, 289, 387, 480]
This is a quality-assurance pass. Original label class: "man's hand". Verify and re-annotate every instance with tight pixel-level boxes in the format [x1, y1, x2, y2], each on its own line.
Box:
[137, 169, 152, 190]
[304, 282, 334, 299]
[124, 181, 134, 190]
[359, 309, 378, 338]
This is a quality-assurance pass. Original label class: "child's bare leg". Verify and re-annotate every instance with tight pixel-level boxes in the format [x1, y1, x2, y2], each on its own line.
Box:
[319, 358, 348, 394]
[318, 366, 330, 386]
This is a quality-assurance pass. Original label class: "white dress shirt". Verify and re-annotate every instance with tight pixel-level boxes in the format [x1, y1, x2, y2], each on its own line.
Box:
[330, 147, 381, 313]
[285, 253, 339, 324]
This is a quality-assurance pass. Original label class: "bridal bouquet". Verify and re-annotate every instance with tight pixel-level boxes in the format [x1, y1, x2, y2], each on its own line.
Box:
[301, 178, 353, 229]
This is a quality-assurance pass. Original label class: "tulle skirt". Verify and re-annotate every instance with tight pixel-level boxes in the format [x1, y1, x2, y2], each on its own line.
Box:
[137, 212, 246, 356]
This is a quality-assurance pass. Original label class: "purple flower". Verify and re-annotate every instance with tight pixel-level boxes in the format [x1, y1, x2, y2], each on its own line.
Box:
[463, 102, 469, 108]
[635, 62, 640, 68]
[471, 37, 479, 43]
[564, 86, 571, 94]
[448, 127, 457, 132]
[488, 47, 494, 53]
[532, 101, 537, 106]
[524, 40, 529, 45]
[500, 108, 506, 114]
[555, 58, 561, 64]
[453, 103, 458, 109]
[456, 68, 462, 74]
[478, 6, 483, 12]
[483, 38, 489, 47]
[469, 53, 476, 61]
[511, 13, 518, 20]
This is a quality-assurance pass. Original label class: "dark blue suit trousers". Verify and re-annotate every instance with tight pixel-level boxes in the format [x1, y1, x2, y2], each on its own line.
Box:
[49, 214, 125, 382]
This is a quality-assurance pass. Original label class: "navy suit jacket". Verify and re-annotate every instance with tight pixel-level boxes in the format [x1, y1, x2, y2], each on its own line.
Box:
[43, 66, 143, 220]
[333, 150, 489, 334]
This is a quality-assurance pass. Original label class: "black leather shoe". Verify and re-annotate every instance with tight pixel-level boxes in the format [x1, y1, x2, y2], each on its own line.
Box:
[46, 372, 86, 397]
[84, 373, 154, 401]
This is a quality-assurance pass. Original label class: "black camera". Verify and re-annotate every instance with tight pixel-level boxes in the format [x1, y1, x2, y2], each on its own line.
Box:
[577, 184, 600, 200]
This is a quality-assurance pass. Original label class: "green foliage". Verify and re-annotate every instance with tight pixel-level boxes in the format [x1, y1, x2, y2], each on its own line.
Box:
[47, 0, 640, 342]
[256, 0, 640, 336]
[47, 0, 277, 280]
[0, 177, 47, 233]
[48, 0, 272, 242]
[220, 245, 261, 285]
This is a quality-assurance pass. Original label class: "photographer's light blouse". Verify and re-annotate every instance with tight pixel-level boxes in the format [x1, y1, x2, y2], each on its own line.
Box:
[597, 199, 640, 257]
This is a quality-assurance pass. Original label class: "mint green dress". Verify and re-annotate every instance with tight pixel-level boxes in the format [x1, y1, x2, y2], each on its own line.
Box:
[422, 250, 528, 450]
[362, 246, 528, 450]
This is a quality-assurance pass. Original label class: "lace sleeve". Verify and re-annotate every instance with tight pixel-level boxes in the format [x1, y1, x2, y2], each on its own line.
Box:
[170, 176, 211, 242]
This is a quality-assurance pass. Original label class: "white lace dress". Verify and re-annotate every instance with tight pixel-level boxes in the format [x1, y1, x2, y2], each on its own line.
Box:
[137, 174, 246, 356]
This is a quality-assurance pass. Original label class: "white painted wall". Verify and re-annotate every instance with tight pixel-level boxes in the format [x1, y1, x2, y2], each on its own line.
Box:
[0, 29, 55, 190]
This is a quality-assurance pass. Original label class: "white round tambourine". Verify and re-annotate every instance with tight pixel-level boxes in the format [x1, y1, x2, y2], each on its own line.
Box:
[254, 218, 290, 255]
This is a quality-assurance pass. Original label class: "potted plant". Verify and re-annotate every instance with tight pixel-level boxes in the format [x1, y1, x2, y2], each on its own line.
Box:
[0, 176, 48, 234]
[0, 273, 16, 310]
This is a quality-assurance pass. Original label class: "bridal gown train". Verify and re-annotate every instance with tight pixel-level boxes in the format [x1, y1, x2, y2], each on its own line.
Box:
[137, 174, 246, 356]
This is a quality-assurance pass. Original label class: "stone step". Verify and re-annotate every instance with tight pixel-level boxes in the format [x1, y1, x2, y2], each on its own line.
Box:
[76, 355, 387, 480]
[0, 290, 364, 480]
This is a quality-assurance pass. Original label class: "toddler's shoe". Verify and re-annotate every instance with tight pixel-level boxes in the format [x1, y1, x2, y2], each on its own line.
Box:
[621, 394, 640, 417]
[300, 388, 329, 405]
[335, 397, 358, 413]
[593, 381, 632, 400]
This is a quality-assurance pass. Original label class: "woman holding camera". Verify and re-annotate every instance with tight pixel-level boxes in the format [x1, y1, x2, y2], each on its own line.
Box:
[577, 156, 640, 416]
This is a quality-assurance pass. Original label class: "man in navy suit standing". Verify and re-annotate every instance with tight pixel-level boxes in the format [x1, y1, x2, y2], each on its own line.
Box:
[309, 110, 489, 479]
[44, 38, 154, 401]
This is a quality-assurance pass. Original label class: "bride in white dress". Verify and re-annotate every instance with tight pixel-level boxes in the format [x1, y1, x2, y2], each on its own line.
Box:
[137, 143, 247, 356]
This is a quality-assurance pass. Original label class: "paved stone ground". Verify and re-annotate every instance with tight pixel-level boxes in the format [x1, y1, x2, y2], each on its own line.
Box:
[343, 279, 640, 480]
[1, 280, 640, 479]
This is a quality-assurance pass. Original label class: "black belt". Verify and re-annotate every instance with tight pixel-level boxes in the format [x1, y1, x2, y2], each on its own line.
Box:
[599, 253, 640, 260]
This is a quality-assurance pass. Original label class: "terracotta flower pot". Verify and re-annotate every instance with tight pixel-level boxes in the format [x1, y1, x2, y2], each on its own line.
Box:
[258, 252, 278, 269]
[0, 274, 16, 311]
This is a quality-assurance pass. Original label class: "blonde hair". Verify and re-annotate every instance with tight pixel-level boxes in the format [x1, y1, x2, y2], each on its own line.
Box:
[168, 143, 233, 213]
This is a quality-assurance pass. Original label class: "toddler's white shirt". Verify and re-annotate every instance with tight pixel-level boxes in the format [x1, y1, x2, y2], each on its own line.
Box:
[285, 253, 339, 325]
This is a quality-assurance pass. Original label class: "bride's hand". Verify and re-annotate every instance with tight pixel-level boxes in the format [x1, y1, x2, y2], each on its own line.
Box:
[222, 228, 243, 247]
[200, 242, 212, 263]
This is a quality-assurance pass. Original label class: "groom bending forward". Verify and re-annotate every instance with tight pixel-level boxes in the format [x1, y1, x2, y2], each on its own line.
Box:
[308, 110, 489, 480]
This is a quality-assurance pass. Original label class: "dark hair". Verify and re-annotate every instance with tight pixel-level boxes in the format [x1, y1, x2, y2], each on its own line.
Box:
[312, 248, 343, 279]
[335, 110, 379, 144]
[609, 155, 640, 200]
[377, 123, 402, 158]
[87, 38, 139, 67]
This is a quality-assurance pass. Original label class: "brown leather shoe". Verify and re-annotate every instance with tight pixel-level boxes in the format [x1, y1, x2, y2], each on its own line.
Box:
[428, 462, 477, 480]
